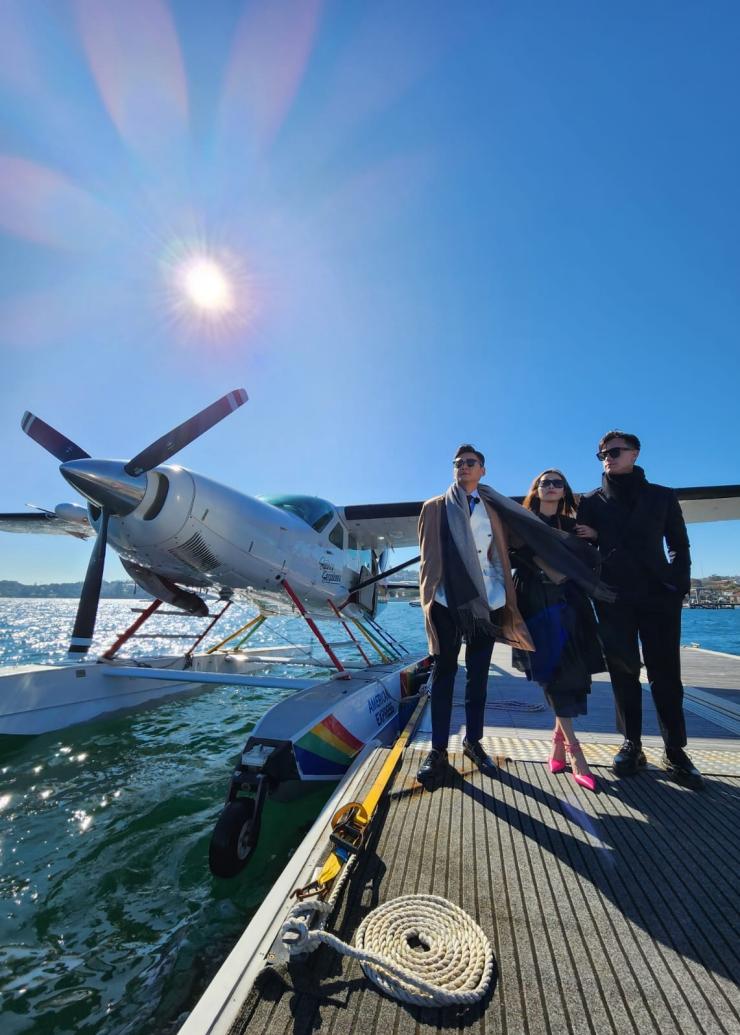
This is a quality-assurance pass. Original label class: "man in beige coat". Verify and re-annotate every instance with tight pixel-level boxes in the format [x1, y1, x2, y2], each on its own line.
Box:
[417, 444, 534, 782]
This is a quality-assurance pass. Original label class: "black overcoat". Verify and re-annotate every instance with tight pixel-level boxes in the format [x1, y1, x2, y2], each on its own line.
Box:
[576, 468, 690, 600]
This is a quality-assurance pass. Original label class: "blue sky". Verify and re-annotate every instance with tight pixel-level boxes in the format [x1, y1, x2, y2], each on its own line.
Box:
[1, 0, 738, 584]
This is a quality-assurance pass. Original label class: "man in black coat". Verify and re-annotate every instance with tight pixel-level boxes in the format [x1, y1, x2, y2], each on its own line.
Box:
[576, 430, 703, 789]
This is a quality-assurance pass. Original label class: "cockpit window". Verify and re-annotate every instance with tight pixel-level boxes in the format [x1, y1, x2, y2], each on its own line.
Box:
[328, 522, 345, 549]
[263, 494, 335, 533]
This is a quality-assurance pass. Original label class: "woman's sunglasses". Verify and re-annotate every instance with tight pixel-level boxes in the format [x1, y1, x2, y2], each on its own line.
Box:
[596, 446, 635, 461]
[539, 478, 564, 489]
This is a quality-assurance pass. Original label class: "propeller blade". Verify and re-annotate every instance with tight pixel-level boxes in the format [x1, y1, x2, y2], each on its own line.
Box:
[68, 509, 109, 656]
[124, 388, 248, 476]
[21, 412, 90, 463]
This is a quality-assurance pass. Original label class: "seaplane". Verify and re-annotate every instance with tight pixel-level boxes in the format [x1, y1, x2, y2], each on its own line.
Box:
[1, 387, 738, 875]
[0, 389, 430, 875]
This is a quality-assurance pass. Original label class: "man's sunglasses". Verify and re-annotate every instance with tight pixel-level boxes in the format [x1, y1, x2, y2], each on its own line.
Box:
[596, 446, 635, 461]
[453, 458, 480, 468]
[539, 478, 564, 489]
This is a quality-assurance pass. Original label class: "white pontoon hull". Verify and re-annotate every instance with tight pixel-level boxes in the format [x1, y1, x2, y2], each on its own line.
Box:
[0, 652, 294, 737]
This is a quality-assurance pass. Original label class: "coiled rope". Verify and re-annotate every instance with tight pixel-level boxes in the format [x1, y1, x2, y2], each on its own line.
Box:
[281, 893, 493, 1007]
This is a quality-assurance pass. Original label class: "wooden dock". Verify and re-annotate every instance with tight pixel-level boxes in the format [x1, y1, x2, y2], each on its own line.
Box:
[182, 645, 740, 1035]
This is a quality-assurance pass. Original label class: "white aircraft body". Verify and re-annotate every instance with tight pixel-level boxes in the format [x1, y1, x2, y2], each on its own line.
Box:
[48, 463, 400, 620]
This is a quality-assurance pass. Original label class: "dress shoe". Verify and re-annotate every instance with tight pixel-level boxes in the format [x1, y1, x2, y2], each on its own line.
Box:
[662, 748, 704, 790]
[462, 738, 497, 773]
[417, 748, 448, 781]
[566, 739, 597, 792]
[549, 729, 567, 774]
[612, 740, 647, 776]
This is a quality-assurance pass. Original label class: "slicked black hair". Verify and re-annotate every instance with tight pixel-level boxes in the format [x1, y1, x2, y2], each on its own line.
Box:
[454, 443, 485, 466]
[599, 430, 641, 452]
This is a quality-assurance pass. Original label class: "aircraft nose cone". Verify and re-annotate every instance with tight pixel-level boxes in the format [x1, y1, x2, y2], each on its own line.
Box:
[60, 459, 147, 515]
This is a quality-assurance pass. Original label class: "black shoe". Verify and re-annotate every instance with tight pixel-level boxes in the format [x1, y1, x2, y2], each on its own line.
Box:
[662, 748, 704, 790]
[417, 748, 448, 781]
[463, 738, 497, 773]
[612, 740, 647, 776]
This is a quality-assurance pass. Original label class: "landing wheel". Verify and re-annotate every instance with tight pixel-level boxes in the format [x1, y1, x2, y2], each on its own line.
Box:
[209, 798, 261, 878]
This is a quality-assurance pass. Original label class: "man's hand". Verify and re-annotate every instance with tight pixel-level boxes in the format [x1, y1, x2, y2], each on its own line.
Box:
[574, 523, 597, 540]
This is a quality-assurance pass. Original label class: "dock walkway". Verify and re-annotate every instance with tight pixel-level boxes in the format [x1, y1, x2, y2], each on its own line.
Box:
[190, 645, 740, 1035]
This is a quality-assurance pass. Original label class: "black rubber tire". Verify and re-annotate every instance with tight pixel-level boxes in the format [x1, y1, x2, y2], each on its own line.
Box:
[208, 798, 260, 878]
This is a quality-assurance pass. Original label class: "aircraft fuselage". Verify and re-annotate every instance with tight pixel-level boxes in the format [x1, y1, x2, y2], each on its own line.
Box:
[96, 465, 381, 618]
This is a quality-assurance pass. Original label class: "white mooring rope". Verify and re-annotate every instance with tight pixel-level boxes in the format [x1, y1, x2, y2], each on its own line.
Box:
[281, 893, 493, 1007]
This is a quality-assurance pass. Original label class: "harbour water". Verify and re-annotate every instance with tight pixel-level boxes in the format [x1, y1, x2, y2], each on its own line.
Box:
[0, 599, 737, 1034]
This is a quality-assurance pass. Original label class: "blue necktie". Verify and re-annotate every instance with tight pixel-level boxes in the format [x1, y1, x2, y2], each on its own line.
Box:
[467, 494, 478, 515]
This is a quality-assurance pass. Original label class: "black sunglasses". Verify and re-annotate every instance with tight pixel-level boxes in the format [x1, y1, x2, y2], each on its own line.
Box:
[453, 458, 480, 468]
[539, 478, 564, 489]
[596, 446, 635, 461]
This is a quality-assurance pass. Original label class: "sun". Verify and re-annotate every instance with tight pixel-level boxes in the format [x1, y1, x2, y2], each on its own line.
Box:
[179, 257, 234, 314]
[161, 241, 256, 340]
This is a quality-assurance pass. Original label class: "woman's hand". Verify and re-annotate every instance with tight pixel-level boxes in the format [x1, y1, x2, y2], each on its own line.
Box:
[574, 523, 597, 540]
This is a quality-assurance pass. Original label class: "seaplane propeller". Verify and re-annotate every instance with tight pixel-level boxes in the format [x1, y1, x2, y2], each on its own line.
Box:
[21, 389, 248, 658]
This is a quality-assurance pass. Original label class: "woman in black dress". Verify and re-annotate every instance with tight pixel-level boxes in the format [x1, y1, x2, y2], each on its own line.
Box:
[512, 469, 605, 791]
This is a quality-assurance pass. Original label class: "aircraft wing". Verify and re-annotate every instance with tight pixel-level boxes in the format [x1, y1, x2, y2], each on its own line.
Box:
[341, 484, 740, 549]
[340, 502, 423, 550]
[675, 485, 740, 524]
[0, 511, 94, 539]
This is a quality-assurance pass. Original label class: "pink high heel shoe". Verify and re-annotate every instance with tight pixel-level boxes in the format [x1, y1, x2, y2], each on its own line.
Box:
[549, 729, 567, 774]
[566, 739, 597, 792]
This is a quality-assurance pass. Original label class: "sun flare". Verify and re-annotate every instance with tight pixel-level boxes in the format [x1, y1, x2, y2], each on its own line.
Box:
[179, 257, 234, 313]
[162, 240, 256, 341]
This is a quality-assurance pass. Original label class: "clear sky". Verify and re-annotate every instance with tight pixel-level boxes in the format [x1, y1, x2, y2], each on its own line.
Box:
[1, 0, 738, 585]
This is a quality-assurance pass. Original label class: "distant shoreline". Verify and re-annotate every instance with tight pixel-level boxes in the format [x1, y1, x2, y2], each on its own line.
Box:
[1, 574, 736, 601]
[0, 580, 141, 599]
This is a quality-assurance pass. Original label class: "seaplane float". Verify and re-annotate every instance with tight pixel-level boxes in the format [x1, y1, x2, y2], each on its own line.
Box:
[1, 388, 738, 876]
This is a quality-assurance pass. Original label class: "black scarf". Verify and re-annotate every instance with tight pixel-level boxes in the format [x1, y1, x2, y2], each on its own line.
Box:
[439, 481, 616, 641]
[602, 465, 646, 508]
[475, 483, 616, 603]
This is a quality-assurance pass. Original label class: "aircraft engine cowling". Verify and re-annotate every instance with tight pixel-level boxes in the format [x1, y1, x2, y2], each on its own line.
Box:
[122, 560, 209, 616]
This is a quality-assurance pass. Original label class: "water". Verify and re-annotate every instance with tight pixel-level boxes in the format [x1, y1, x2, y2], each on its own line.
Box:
[0, 600, 428, 1035]
[0, 599, 737, 1034]
[678, 607, 740, 655]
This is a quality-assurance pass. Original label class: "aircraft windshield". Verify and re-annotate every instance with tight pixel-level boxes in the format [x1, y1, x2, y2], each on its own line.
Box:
[263, 494, 335, 533]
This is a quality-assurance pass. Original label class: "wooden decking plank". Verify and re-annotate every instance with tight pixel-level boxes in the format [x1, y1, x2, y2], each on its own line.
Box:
[517, 761, 662, 1035]
[499, 764, 568, 1035]
[518, 764, 608, 1035]
[526, 763, 621, 1035]
[592, 782, 714, 1033]
[608, 778, 740, 1029]
[528, 776, 643, 1034]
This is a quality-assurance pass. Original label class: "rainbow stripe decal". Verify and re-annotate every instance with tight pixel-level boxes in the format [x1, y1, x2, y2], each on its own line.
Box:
[294, 714, 365, 777]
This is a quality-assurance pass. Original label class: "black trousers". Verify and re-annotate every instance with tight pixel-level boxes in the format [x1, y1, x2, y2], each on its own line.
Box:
[596, 595, 686, 749]
[429, 601, 496, 750]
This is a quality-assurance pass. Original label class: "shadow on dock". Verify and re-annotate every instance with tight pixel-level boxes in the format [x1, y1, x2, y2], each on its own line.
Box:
[231, 754, 740, 1034]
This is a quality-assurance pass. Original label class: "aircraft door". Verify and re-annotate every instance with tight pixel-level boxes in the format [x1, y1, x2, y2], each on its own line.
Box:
[356, 564, 378, 614]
